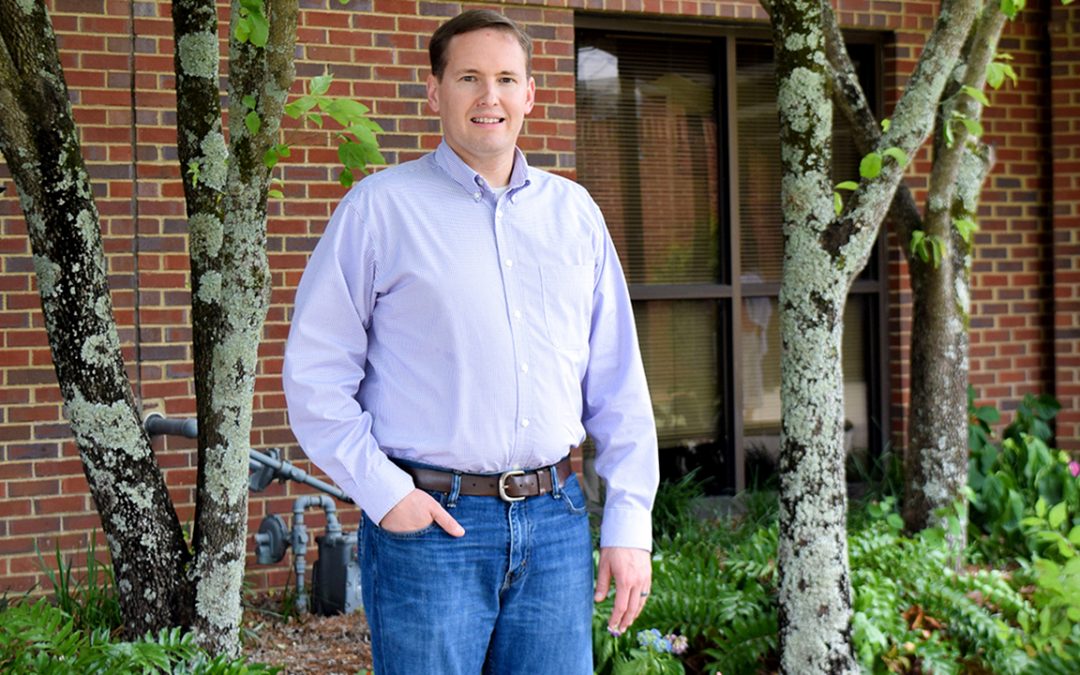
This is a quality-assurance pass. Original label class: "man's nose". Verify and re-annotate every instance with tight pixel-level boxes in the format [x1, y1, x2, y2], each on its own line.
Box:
[478, 80, 498, 104]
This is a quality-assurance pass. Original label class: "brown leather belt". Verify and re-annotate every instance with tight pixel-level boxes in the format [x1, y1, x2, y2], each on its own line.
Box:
[395, 457, 573, 502]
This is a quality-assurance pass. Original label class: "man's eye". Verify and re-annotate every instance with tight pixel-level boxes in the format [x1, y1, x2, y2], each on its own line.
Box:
[500, 78, 516, 84]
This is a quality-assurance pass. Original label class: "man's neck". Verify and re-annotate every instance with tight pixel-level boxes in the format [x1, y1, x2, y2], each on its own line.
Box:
[444, 142, 515, 188]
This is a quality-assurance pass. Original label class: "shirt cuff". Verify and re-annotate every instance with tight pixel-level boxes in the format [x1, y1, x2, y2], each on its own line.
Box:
[599, 506, 653, 551]
[354, 460, 415, 526]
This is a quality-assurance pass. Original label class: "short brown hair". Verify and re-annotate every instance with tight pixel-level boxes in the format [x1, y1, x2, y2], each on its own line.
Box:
[428, 9, 532, 80]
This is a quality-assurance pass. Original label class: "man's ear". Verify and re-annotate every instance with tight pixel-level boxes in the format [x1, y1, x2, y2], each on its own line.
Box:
[524, 76, 536, 115]
[427, 73, 440, 113]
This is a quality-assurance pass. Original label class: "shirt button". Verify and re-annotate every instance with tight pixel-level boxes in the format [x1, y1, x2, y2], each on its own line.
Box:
[473, 192, 481, 200]
[520, 418, 530, 428]
[521, 363, 529, 373]
[504, 259, 513, 268]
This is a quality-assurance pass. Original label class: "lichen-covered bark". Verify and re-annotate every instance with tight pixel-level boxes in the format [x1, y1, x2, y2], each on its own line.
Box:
[904, 2, 1004, 536]
[771, 1, 858, 671]
[764, 0, 984, 669]
[0, 0, 192, 638]
[173, 0, 298, 655]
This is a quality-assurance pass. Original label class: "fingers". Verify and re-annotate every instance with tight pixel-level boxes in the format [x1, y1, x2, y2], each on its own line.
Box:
[431, 503, 465, 537]
[379, 489, 465, 536]
[596, 547, 652, 635]
[594, 555, 612, 603]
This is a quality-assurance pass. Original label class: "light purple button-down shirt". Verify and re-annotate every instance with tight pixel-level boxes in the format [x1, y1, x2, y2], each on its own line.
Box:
[282, 142, 659, 550]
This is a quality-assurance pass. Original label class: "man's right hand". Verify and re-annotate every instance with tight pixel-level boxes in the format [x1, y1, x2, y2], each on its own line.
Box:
[378, 489, 465, 537]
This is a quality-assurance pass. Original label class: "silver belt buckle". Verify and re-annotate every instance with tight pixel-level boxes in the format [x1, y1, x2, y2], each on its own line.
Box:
[498, 469, 526, 502]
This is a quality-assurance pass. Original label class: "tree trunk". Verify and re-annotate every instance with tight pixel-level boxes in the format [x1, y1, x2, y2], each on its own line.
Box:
[765, 0, 980, 668]
[771, 1, 858, 671]
[173, 0, 298, 654]
[0, 0, 192, 638]
[903, 2, 1004, 537]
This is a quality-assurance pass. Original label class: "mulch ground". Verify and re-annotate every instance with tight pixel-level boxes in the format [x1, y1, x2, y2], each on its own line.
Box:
[243, 600, 373, 674]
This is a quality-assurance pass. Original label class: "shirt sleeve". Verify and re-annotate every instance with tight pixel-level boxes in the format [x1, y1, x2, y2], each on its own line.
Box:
[580, 198, 660, 551]
[282, 199, 415, 525]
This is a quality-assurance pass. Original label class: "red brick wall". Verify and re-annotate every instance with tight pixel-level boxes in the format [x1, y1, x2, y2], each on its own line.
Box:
[1051, 4, 1080, 452]
[0, 0, 1062, 595]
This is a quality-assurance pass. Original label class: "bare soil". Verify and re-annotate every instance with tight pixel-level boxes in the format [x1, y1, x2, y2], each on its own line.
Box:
[243, 602, 373, 674]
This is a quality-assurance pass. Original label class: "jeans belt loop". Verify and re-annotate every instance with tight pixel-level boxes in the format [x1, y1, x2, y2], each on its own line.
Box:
[549, 464, 562, 498]
[447, 471, 462, 508]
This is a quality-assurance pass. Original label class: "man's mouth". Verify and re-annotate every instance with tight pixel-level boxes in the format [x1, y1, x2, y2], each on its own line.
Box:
[471, 116, 505, 124]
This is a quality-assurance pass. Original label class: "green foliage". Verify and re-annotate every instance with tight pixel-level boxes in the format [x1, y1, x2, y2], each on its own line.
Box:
[968, 392, 1077, 561]
[651, 469, 708, 541]
[833, 180, 858, 216]
[986, 53, 1019, 89]
[909, 229, 945, 266]
[36, 536, 121, 633]
[0, 600, 279, 674]
[859, 147, 907, 180]
[953, 216, 978, 244]
[234, 0, 269, 47]
[281, 73, 385, 188]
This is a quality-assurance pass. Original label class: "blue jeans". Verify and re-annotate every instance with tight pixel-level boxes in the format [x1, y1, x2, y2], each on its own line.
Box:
[358, 469, 594, 675]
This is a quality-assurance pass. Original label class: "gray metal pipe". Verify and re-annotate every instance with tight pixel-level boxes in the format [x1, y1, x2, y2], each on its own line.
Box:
[291, 495, 341, 613]
[143, 413, 354, 504]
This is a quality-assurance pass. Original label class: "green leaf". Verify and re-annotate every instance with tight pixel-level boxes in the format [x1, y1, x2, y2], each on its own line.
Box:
[859, 152, 882, 179]
[1036, 497, 1048, 519]
[1049, 502, 1067, 529]
[962, 85, 990, 106]
[234, 18, 251, 43]
[268, 189, 284, 199]
[346, 122, 378, 148]
[953, 217, 978, 243]
[943, 120, 955, 148]
[833, 192, 843, 216]
[886, 513, 904, 531]
[242, 95, 257, 109]
[1069, 525, 1080, 545]
[338, 141, 367, 170]
[835, 181, 859, 191]
[244, 110, 261, 136]
[910, 230, 927, 261]
[339, 169, 354, 188]
[986, 59, 1019, 90]
[306, 112, 324, 128]
[882, 146, 908, 167]
[285, 95, 319, 119]
[880, 118, 891, 132]
[959, 117, 984, 137]
[248, 12, 269, 47]
[929, 236, 944, 268]
[311, 73, 334, 96]
[263, 147, 280, 170]
[325, 99, 372, 127]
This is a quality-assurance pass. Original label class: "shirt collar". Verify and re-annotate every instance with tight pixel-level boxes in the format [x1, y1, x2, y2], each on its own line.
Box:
[434, 141, 532, 199]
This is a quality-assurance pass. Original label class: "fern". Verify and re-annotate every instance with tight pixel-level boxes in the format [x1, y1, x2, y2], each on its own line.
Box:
[703, 608, 777, 675]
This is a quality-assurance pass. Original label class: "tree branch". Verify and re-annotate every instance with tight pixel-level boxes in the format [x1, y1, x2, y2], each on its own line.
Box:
[819, 0, 924, 244]
[922, 1, 1005, 246]
[827, 0, 981, 276]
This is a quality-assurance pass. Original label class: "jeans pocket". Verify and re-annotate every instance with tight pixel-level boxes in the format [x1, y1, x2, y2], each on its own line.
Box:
[376, 521, 440, 539]
[374, 490, 447, 539]
[560, 474, 589, 516]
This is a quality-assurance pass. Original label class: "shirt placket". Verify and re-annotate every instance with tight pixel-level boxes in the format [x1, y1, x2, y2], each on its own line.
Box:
[490, 189, 533, 467]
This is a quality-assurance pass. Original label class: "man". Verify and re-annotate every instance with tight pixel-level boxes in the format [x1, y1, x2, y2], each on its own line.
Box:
[282, 10, 658, 674]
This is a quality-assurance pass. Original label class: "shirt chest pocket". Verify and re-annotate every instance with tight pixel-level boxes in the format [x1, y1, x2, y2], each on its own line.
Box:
[539, 264, 593, 353]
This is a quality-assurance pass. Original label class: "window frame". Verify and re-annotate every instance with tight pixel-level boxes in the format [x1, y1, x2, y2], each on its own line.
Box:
[575, 15, 890, 491]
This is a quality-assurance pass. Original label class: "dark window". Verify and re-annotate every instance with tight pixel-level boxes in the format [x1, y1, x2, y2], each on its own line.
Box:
[576, 22, 885, 492]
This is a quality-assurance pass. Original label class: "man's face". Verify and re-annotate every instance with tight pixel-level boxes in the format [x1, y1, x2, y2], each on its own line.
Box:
[427, 28, 535, 179]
